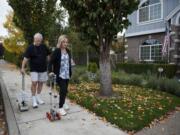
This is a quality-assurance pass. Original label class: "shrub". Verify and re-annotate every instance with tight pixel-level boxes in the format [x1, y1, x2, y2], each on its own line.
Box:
[4, 49, 22, 67]
[145, 76, 159, 90]
[113, 71, 180, 97]
[94, 71, 100, 83]
[71, 65, 100, 84]
[70, 66, 87, 83]
[88, 62, 98, 73]
[129, 74, 143, 86]
[163, 79, 180, 96]
[116, 63, 177, 78]
[146, 76, 180, 96]
[112, 71, 143, 86]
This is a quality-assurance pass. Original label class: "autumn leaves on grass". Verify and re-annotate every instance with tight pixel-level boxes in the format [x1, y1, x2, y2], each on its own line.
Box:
[68, 82, 180, 131]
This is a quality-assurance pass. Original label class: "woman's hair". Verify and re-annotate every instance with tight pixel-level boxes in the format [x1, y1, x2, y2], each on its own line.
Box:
[57, 35, 68, 48]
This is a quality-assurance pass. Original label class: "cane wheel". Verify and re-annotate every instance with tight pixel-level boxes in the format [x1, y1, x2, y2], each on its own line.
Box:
[46, 112, 52, 121]
[56, 113, 61, 120]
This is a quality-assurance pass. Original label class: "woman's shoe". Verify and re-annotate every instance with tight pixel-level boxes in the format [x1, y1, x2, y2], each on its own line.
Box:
[58, 108, 67, 116]
[63, 103, 69, 110]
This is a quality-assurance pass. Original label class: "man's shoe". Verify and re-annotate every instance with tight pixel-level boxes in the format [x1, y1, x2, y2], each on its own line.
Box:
[36, 94, 45, 105]
[32, 96, 38, 108]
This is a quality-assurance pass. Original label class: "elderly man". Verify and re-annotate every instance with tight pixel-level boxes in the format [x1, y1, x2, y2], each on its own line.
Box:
[21, 33, 50, 108]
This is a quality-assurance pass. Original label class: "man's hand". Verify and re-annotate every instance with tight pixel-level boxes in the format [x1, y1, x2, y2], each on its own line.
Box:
[21, 68, 25, 74]
[21, 57, 28, 75]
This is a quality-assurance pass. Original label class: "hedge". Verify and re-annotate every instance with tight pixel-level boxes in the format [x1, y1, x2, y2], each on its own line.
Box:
[4, 49, 22, 67]
[116, 63, 177, 78]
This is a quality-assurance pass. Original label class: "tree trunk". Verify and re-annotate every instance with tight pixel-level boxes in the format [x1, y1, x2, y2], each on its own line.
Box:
[87, 46, 89, 67]
[99, 39, 112, 96]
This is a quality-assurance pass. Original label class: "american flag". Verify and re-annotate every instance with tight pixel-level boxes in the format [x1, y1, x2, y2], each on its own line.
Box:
[162, 32, 170, 56]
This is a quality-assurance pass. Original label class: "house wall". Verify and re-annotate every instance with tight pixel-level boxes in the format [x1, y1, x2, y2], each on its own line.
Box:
[126, 33, 165, 62]
[125, 0, 180, 62]
[125, 0, 179, 37]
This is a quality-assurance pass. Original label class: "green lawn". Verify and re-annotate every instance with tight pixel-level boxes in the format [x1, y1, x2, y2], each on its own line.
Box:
[68, 82, 180, 132]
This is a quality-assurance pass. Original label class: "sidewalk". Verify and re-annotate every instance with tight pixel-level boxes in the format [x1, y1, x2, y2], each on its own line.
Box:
[0, 61, 127, 135]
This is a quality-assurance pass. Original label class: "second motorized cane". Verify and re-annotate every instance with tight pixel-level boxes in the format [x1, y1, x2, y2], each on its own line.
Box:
[46, 74, 61, 121]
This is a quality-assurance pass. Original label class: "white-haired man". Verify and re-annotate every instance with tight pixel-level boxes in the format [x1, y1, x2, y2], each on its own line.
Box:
[21, 33, 50, 108]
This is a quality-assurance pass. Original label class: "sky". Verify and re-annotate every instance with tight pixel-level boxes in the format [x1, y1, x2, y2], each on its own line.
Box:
[0, 0, 12, 37]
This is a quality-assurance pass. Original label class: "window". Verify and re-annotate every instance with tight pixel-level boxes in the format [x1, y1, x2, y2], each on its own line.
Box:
[140, 39, 162, 61]
[138, 0, 162, 23]
[176, 12, 180, 25]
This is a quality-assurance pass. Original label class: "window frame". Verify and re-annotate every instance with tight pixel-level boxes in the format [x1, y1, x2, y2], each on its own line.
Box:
[176, 12, 180, 25]
[137, 0, 163, 25]
[139, 44, 162, 62]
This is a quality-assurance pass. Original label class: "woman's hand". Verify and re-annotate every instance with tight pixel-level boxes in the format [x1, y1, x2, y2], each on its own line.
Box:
[71, 59, 75, 66]
[20, 68, 25, 75]
[49, 72, 55, 77]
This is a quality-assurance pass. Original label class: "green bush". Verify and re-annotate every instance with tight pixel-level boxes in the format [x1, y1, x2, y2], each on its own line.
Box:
[88, 62, 98, 73]
[70, 65, 100, 84]
[116, 63, 177, 78]
[112, 71, 180, 97]
[4, 49, 22, 67]
[129, 74, 143, 86]
[112, 71, 143, 86]
[146, 76, 180, 96]
[93, 71, 100, 83]
[70, 66, 180, 97]
[70, 66, 87, 83]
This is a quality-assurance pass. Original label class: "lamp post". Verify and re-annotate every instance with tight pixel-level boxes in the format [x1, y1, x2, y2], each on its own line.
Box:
[158, 67, 164, 78]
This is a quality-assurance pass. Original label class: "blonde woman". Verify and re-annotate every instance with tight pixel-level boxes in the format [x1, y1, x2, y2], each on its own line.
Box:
[48, 35, 74, 116]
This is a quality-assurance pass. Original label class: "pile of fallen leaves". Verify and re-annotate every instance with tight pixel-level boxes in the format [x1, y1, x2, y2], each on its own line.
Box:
[68, 82, 180, 132]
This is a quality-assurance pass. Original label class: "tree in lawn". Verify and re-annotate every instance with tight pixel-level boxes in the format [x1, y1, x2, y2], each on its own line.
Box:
[3, 11, 27, 55]
[61, 0, 139, 96]
[8, 0, 65, 45]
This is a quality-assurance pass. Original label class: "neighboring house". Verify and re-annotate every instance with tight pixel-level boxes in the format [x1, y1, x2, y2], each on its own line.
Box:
[125, 0, 180, 62]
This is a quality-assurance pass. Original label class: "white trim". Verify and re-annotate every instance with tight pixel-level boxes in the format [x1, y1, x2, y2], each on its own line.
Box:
[165, 4, 180, 21]
[139, 44, 162, 62]
[125, 45, 128, 48]
[125, 28, 165, 37]
[137, 19, 163, 26]
[176, 12, 180, 25]
[140, 44, 162, 47]
[138, 0, 148, 8]
[137, 0, 163, 25]
[139, 59, 154, 62]
[174, 39, 180, 43]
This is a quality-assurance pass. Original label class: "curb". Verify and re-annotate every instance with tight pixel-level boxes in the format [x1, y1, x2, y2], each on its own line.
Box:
[0, 75, 20, 135]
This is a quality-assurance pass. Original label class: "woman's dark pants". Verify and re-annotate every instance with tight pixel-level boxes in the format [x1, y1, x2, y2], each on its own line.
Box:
[57, 77, 69, 108]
